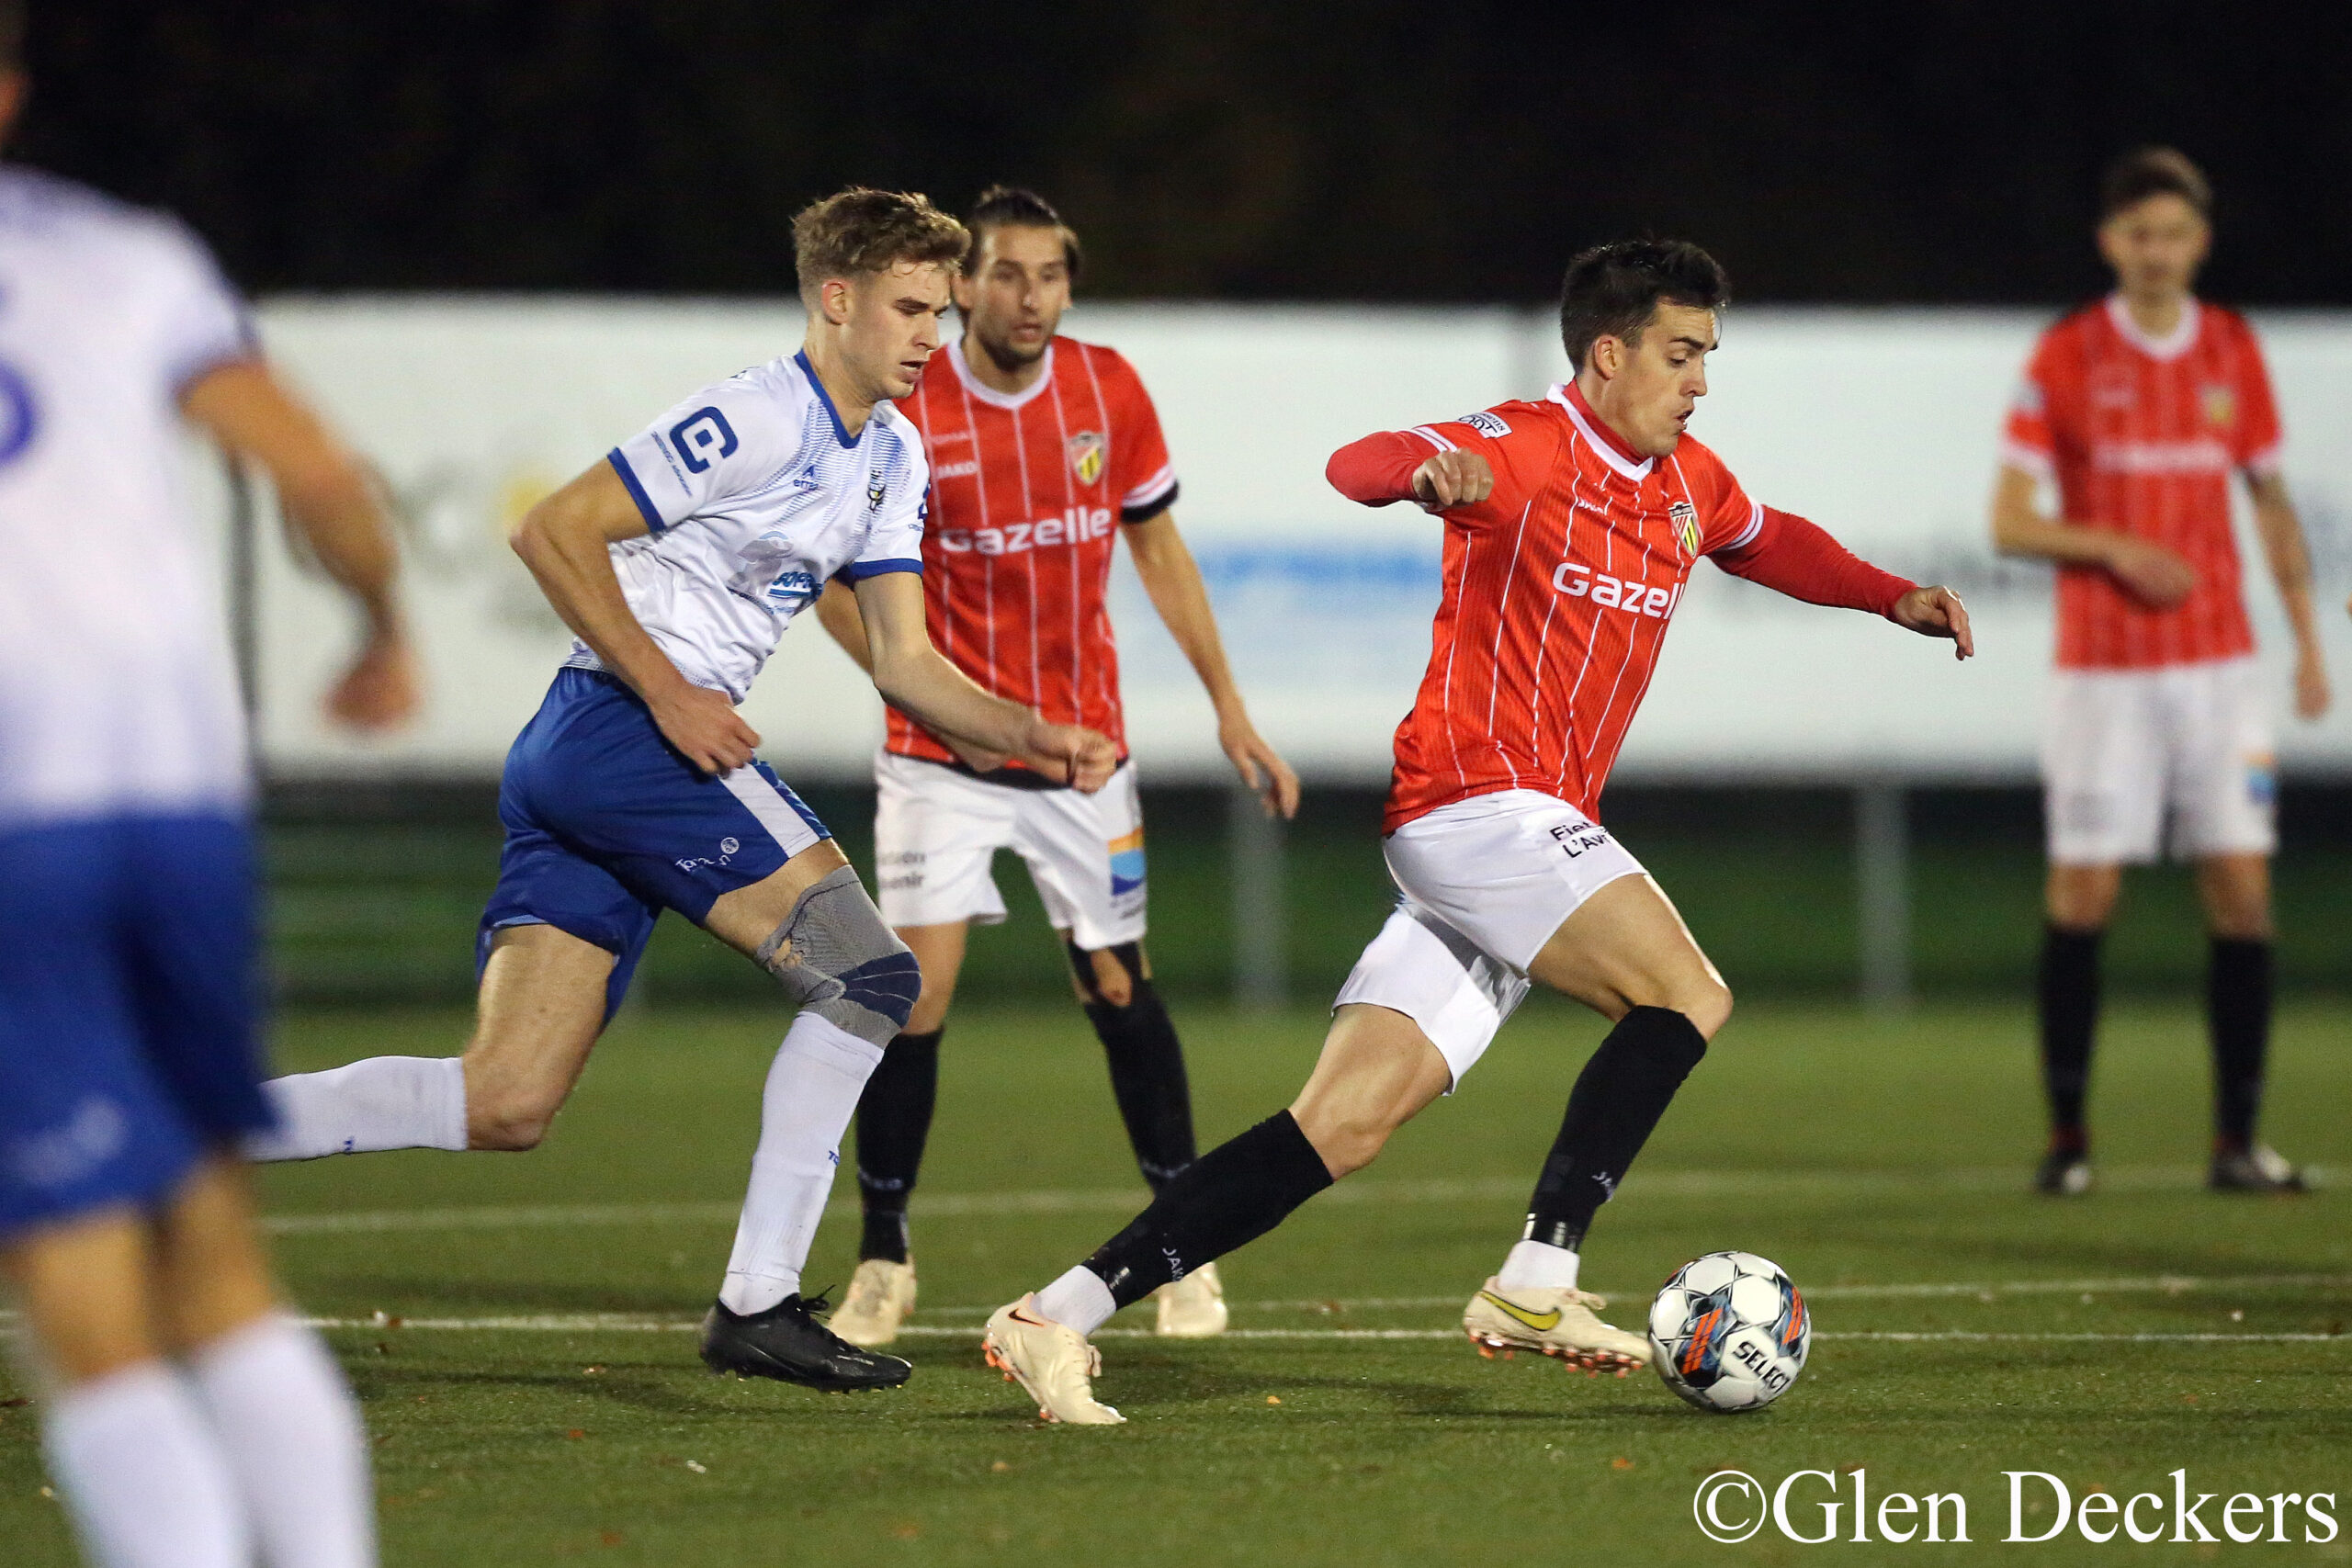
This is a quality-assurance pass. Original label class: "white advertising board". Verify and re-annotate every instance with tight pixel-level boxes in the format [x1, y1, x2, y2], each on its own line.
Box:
[245, 299, 2352, 784]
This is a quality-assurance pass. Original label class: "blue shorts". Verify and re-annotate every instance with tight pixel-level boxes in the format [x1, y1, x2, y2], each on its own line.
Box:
[479, 670, 832, 1023]
[0, 813, 270, 1238]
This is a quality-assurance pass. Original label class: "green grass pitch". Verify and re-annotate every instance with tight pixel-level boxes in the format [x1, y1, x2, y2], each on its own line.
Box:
[4, 998, 2346, 1564]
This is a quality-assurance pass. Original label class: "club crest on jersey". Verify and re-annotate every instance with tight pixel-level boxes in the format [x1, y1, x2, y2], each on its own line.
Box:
[2201, 383, 2237, 428]
[1457, 411, 1511, 439]
[866, 469, 888, 511]
[1668, 499, 1702, 558]
[1067, 430, 1107, 486]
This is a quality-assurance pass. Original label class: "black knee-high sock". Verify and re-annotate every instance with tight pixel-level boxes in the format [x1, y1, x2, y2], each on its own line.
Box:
[2208, 937, 2272, 1153]
[2039, 925, 2102, 1151]
[1081, 1111, 1331, 1309]
[853, 1028, 941, 1262]
[1083, 979, 1198, 1190]
[1522, 1007, 1708, 1252]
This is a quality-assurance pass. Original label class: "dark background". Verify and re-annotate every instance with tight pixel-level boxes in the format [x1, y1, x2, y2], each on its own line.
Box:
[15, 1, 2350, 305]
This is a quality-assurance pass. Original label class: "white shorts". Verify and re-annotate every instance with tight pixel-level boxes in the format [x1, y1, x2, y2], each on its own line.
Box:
[1333, 789, 1646, 1089]
[872, 751, 1148, 951]
[2043, 656, 2277, 865]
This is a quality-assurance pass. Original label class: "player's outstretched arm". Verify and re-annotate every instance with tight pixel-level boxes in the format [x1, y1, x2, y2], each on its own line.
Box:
[510, 460, 760, 774]
[1990, 463, 2195, 609]
[1716, 507, 1973, 660]
[854, 572, 1116, 792]
[1124, 512, 1299, 818]
[181, 360, 419, 731]
[2247, 470, 2331, 720]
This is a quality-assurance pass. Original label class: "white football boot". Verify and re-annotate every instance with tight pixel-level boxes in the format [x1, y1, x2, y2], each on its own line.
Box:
[982, 1295, 1125, 1425]
[829, 1258, 918, 1347]
[1462, 1276, 1651, 1375]
[1153, 1261, 1228, 1337]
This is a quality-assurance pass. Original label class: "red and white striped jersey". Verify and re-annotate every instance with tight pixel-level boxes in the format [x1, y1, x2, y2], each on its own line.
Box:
[887, 335, 1177, 769]
[2002, 295, 2281, 670]
[1369, 385, 1769, 832]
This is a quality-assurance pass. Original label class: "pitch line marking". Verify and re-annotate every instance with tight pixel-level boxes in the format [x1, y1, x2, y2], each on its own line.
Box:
[271, 1317, 2346, 1346]
[256, 1164, 2263, 1236]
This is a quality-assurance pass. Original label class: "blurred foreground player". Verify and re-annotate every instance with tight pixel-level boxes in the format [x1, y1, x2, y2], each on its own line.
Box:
[812, 187, 1297, 1346]
[0, 7, 412, 1561]
[978, 241, 1973, 1422]
[245, 189, 1115, 1392]
[1993, 148, 2327, 1196]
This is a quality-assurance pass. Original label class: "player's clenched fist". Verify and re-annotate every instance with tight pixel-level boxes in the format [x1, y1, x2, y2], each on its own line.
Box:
[1412, 450, 1493, 511]
[1022, 719, 1119, 793]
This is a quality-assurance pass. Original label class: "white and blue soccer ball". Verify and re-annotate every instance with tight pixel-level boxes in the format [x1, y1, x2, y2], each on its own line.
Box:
[1647, 1250, 1810, 1414]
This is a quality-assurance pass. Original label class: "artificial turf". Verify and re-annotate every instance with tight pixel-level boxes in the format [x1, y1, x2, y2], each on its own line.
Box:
[3, 998, 2346, 1565]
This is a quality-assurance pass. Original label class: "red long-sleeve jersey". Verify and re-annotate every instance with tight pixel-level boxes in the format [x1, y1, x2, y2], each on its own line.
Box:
[1332, 383, 1913, 831]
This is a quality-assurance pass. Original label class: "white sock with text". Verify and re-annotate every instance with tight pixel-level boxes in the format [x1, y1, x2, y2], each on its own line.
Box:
[243, 1055, 467, 1160]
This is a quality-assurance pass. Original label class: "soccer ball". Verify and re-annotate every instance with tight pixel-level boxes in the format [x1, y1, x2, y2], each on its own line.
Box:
[1647, 1251, 1810, 1413]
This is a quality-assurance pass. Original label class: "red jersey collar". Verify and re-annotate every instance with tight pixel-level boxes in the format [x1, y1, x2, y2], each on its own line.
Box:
[945, 334, 1058, 411]
[1550, 379, 1654, 480]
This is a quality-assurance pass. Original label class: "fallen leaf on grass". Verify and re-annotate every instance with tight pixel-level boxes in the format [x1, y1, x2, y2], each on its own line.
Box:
[990, 1461, 1011, 1473]
[892, 1523, 921, 1540]
[1266, 1395, 1282, 1405]
[1611, 1458, 1634, 1471]
[566, 1429, 586, 1440]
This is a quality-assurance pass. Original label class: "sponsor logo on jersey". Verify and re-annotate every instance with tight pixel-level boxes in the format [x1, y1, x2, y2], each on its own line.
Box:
[936, 505, 1114, 556]
[933, 458, 980, 479]
[764, 570, 820, 612]
[1553, 559, 1681, 619]
[1669, 498, 1702, 558]
[1457, 410, 1512, 439]
[2089, 438, 2232, 475]
[668, 405, 739, 473]
[1067, 430, 1107, 485]
[790, 462, 821, 491]
[2201, 382, 2237, 428]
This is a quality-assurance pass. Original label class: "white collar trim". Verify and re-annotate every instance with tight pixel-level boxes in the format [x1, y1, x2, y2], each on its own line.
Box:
[948, 334, 1057, 410]
[2105, 293, 2200, 361]
[1549, 383, 1655, 481]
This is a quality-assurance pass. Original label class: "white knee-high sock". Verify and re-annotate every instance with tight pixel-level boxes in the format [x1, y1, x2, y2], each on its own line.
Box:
[43, 1359, 251, 1568]
[243, 1056, 467, 1161]
[187, 1312, 376, 1568]
[720, 1013, 884, 1314]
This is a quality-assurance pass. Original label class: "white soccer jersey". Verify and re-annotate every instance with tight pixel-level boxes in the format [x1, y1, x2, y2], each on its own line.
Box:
[0, 168, 256, 829]
[580, 352, 928, 702]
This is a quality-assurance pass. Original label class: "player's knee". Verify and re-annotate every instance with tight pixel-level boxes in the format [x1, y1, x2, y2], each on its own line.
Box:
[1678, 976, 1733, 1041]
[469, 1089, 561, 1151]
[1067, 939, 1143, 1010]
[757, 866, 921, 1046]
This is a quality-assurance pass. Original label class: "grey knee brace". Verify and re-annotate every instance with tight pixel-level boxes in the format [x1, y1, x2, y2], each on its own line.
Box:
[754, 867, 922, 1045]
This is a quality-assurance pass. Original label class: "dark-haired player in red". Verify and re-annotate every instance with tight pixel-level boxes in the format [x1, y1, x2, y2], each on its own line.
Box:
[1995, 148, 2328, 1197]
[815, 187, 1297, 1347]
[978, 239, 1973, 1423]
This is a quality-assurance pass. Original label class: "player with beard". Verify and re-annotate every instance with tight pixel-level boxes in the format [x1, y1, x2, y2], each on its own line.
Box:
[812, 187, 1297, 1346]
[976, 239, 1973, 1423]
[243, 188, 1117, 1393]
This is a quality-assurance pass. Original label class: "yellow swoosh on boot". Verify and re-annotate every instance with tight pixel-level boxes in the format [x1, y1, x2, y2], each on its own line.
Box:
[1479, 1291, 1562, 1332]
